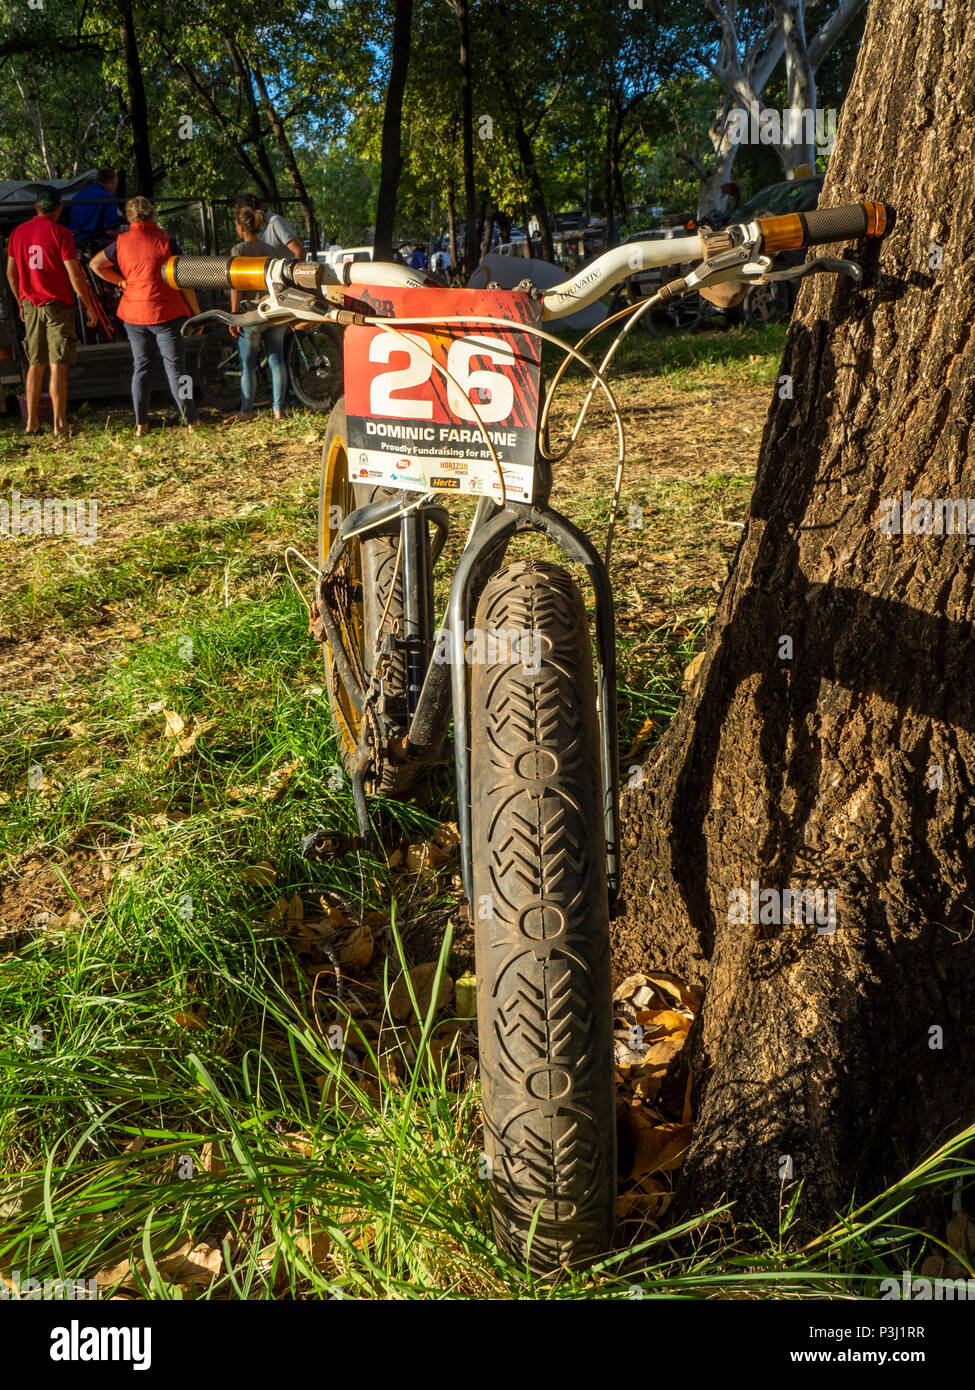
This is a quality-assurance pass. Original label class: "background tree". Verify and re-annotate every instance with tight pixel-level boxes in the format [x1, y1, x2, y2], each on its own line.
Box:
[373, 0, 415, 258]
[693, 0, 865, 215]
[617, 0, 975, 1234]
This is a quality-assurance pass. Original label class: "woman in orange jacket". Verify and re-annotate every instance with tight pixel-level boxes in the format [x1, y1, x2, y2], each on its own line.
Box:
[91, 197, 202, 436]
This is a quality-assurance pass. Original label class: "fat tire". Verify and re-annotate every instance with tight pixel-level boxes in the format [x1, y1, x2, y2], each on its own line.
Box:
[470, 559, 616, 1271]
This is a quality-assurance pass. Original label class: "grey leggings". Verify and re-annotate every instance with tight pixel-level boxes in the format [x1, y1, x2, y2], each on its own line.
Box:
[123, 317, 199, 425]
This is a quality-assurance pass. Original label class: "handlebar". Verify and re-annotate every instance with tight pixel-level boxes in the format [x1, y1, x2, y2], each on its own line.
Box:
[160, 198, 887, 326]
[161, 254, 429, 295]
[756, 200, 886, 254]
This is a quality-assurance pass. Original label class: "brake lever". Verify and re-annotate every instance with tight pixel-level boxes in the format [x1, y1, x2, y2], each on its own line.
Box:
[180, 308, 280, 339]
[763, 256, 862, 285]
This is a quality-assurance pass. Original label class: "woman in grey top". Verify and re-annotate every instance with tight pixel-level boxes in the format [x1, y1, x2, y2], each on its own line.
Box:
[233, 195, 304, 260]
[225, 207, 288, 422]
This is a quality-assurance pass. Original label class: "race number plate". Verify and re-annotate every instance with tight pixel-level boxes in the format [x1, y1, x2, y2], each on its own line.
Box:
[343, 285, 543, 502]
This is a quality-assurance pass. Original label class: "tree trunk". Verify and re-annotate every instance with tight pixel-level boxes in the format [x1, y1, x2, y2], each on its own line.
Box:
[604, 123, 615, 253]
[480, 200, 495, 260]
[224, 37, 280, 206]
[697, 102, 742, 220]
[119, 4, 153, 196]
[253, 64, 314, 243]
[452, 0, 479, 277]
[510, 117, 554, 261]
[616, 0, 975, 1237]
[373, 0, 414, 260]
[446, 176, 458, 271]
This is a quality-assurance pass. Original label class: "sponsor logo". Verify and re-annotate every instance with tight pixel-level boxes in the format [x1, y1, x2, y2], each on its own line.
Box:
[430, 476, 461, 490]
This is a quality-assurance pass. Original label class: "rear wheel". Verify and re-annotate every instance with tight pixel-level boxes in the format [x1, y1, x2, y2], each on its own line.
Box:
[289, 325, 343, 412]
[318, 400, 418, 794]
[470, 560, 616, 1271]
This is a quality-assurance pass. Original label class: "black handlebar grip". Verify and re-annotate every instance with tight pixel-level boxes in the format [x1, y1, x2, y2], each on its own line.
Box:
[162, 255, 234, 291]
[799, 201, 886, 246]
[759, 201, 887, 253]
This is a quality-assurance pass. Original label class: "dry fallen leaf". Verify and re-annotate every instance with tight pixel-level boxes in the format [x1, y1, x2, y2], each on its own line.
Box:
[243, 862, 276, 887]
[614, 970, 701, 1014]
[388, 963, 453, 1022]
[630, 1119, 694, 1181]
[157, 1240, 222, 1286]
[171, 718, 217, 757]
[162, 709, 185, 739]
[295, 1226, 332, 1270]
[337, 922, 374, 970]
[682, 651, 705, 690]
[174, 1007, 206, 1031]
[624, 717, 655, 760]
[96, 1238, 222, 1292]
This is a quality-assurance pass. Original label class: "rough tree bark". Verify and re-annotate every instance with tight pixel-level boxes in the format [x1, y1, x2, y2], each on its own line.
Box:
[617, 0, 975, 1237]
[373, 0, 414, 260]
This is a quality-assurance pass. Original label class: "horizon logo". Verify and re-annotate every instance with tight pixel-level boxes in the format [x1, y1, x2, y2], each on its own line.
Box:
[50, 1320, 151, 1370]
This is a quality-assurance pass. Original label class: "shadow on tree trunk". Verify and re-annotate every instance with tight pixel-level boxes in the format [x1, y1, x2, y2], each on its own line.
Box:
[616, 280, 975, 1236]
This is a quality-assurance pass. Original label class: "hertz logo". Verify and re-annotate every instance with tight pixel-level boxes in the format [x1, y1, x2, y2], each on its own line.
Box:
[430, 476, 461, 489]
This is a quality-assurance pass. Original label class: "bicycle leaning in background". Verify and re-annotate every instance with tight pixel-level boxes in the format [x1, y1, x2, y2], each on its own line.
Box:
[163, 196, 887, 1272]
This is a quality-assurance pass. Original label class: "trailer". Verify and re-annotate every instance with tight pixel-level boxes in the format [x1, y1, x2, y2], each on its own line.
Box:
[1, 178, 337, 414]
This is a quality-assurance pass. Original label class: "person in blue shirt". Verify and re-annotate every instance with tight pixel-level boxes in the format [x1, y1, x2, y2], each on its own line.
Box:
[68, 168, 121, 249]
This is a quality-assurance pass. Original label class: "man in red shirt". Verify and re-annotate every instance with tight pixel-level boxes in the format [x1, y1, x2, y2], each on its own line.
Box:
[5, 186, 98, 436]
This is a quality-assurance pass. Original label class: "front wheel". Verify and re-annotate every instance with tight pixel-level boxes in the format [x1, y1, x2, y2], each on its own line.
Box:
[470, 560, 616, 1271]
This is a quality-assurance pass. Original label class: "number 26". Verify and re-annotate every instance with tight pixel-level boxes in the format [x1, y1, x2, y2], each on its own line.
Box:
[368, 333, 516, 424]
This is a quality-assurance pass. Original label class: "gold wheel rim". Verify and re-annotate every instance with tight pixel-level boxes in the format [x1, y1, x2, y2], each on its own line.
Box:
[321, 433, 364, 765]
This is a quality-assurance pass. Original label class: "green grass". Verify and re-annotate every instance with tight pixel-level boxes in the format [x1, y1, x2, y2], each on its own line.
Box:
[2, 334, 971, 1299]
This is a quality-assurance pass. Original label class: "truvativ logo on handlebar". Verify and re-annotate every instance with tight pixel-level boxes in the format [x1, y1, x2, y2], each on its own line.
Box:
[343, 286, 543, 502]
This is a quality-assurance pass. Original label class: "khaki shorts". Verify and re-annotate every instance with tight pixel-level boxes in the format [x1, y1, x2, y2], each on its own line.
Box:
[22, 300, 77, 367]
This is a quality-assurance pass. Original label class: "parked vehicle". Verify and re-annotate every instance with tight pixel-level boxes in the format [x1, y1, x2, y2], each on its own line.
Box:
[164, 195, 886, 1271]
[612, 221, 724, 333]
